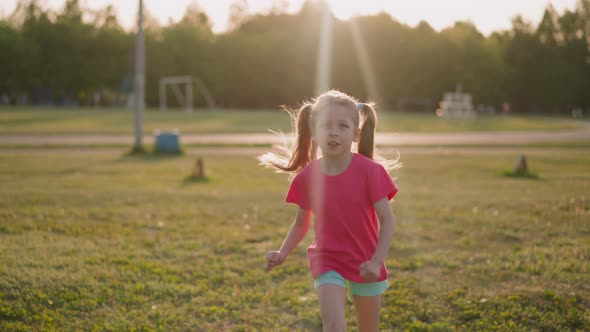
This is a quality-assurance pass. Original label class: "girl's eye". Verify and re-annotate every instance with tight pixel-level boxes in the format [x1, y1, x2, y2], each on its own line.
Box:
[340, 124, 349, 128]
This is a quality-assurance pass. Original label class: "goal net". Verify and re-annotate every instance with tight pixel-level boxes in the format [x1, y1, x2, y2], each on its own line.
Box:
[159, 76, 215, 111]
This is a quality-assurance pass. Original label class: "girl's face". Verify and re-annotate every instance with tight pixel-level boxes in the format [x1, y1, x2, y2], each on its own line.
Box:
[312, 104, 360, 158]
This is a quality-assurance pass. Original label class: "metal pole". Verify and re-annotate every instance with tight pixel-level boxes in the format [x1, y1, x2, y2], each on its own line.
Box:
[133, 0, 145, 151]
[160, 78, 166, 112]
[186, 79, 193, 112]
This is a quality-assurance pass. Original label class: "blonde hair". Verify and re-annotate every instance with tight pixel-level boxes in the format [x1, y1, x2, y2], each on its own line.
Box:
[258, 90, 401, 174]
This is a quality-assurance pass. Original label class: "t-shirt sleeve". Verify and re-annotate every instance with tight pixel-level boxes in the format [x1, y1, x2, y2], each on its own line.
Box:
[368, 163, 399, 203]
[285, 173, 310, 210]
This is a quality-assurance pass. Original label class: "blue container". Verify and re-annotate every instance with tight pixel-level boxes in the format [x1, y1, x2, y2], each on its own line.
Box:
[155, 131, 180, 153]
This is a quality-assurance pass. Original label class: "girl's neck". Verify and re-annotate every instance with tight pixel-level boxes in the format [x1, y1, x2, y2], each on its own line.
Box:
[320, 152, 354, 176]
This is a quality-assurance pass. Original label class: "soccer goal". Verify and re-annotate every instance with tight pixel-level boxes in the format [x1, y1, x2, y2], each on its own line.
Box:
[159, 76, 215, 112]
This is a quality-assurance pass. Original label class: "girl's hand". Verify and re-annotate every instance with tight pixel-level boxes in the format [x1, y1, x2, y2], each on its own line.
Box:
[265, 251, 286, 271]
[359, 260, 381, 282]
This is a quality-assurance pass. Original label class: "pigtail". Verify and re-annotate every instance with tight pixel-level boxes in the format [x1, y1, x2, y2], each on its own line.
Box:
[358, 102, 402, 173]
[258, 103, 316, 174]
[357, 103, 377, 159]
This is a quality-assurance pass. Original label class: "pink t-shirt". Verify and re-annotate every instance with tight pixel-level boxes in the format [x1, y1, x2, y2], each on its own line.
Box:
[285, 153, 398, 282]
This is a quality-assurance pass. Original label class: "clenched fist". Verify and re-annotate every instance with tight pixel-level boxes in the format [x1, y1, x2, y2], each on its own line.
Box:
[265, 251, 286, 271]
[359, 260, 381, 282]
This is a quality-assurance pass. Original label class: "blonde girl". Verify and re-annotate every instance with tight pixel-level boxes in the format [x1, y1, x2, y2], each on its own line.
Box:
[260, 90, 400, 332]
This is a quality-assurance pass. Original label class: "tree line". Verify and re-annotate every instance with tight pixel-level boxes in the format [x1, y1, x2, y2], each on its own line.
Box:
[1, 0, 589, 114]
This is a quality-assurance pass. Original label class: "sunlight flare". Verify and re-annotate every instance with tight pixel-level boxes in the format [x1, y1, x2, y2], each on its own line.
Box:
[349, 19, 382, 104]
[314, 2, 333, 96]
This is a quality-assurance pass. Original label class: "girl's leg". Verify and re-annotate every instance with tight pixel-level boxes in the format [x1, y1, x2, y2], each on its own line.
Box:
[352, 295, 381, 332]
[317, 284, 347, 332]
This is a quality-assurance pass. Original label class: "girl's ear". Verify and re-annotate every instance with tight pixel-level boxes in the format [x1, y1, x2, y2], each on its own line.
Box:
[353, 127, 361, 143]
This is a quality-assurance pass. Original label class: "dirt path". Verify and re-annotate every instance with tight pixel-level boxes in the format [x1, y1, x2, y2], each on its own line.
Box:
[0, 125, 589, 147]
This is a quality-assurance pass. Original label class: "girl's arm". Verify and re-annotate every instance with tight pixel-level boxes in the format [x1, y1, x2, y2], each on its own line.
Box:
[360, 197, 396, 281]
[279, 207, 312, 256]
[266, 207, 312, 271]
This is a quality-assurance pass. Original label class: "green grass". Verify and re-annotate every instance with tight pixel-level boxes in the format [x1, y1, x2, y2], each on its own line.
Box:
[1, 147, 589, 331]
[0, 106, 583, 135]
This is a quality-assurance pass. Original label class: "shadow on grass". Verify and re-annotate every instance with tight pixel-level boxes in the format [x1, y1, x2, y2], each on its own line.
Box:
[501, 170, 541, 180]
[116, 146, 185, 163]
[181, 175, 211, 186]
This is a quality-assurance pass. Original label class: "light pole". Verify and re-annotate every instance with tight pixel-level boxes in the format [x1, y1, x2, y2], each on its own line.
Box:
[133, 0, 145, 152]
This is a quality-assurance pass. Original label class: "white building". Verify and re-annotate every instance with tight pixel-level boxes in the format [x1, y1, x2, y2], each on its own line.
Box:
[436, 85, 476, 119]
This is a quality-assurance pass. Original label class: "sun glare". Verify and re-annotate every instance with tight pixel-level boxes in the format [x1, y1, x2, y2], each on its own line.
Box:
[311, 0, 386, 100]
[324, 0, 392, 20]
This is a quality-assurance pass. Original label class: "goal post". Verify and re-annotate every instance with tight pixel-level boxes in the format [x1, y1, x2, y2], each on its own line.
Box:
[159, 76, 216, 112]
[159, 76, 192, 112]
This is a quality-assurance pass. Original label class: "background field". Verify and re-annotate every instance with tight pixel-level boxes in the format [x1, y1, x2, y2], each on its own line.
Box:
[1, 146, 588, 331]
[0, 107, 582, 135]
[3, 1, 590, 329]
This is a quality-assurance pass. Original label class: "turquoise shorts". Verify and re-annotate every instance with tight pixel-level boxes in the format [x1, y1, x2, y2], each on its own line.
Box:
[314, 270, 389, 297]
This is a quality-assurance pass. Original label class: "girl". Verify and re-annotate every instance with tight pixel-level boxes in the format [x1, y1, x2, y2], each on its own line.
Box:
[259, 90, 400, 332]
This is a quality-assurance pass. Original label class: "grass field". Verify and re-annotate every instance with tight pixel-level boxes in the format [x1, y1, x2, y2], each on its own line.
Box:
[0, 107, 584, 135]
[1, 147, 589, 331]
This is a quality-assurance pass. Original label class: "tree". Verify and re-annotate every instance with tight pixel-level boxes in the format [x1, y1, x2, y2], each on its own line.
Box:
[270, 0, 289, 15]
[0, 1, 588, 112]
[228, 0, 249, 31]
[537, 5, 561, 45]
